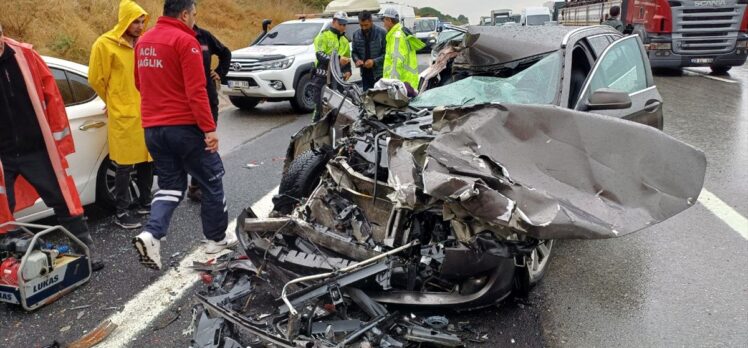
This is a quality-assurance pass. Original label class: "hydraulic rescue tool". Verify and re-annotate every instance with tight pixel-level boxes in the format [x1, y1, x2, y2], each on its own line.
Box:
[0, 222, 92, 311]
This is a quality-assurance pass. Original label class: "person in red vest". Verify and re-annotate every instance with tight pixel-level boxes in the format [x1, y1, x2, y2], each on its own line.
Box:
[0, 24, 104, 271]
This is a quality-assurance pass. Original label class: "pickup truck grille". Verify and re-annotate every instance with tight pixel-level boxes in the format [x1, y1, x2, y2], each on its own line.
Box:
[229, 59, 265, 72]
[672, 4, 745, 55]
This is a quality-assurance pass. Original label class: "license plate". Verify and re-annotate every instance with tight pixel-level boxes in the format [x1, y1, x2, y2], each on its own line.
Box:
[691, 58, 714, 64]
[228, 80, 249, 89]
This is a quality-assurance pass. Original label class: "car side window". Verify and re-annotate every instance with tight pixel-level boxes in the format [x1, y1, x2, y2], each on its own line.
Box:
[66, 71, 97, 104]
[585, 35, 611, 58]
[50, 68, 74, 106]
[587, 37, 647, 94]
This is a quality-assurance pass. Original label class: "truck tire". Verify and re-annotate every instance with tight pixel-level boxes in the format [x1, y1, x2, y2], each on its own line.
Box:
[290, 73, 315, 113]
[229, 96, 260, 110]
[710, 65, 731, 75]
[272, 146, 332, 215]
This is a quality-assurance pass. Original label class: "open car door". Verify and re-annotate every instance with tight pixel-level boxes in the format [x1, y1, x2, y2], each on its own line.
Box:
[574, 35, 664, 130]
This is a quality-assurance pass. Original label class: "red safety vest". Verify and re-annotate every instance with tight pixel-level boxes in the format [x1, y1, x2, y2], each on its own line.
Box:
[0, 38, 83, 232]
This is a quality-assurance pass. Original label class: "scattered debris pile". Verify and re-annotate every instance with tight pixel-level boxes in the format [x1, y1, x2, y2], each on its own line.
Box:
[189, 252, 479, 347]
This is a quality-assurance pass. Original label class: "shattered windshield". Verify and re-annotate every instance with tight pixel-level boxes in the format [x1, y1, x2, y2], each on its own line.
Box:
[257, 23, 323, 46]
[411, 52, 562, 108]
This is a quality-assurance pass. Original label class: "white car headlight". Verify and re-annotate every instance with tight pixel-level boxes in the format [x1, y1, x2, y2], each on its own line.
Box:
[260, 57, 295, 70]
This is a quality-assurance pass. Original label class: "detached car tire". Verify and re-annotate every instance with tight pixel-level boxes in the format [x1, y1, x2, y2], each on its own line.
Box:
[710, 65, 731, 75]
[230, 96, 260, 110]
[290, 73, 315, 113]
[272, 146, 332, 215]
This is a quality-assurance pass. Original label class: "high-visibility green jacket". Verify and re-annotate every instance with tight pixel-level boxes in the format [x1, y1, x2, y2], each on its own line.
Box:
[313, 27, 351, 73]
[383, 23, 425, 89]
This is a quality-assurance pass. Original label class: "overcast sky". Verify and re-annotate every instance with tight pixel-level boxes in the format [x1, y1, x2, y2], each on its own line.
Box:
[398, 0, 551, 24]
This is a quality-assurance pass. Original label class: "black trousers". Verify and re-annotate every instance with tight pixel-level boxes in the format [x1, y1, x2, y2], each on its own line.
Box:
[1, 151, 88, 237]
[361, 69, 379, 91]
[144, 126, 228, 241]
[114, 161, 154, 214]
[311, 71, 327, 122]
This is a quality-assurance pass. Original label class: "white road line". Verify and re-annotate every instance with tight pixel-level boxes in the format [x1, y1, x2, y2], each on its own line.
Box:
[683, 69, 739, 84]
[100, 186, 279, 347]
[699, 189, 748, 240]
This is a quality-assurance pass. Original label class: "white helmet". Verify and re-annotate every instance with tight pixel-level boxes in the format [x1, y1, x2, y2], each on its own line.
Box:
[382, 8, 399, 20]
[333, 11, 349, 25]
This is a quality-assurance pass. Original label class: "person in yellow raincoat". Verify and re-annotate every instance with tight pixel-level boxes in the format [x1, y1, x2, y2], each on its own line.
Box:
[89, 0, 153, 229]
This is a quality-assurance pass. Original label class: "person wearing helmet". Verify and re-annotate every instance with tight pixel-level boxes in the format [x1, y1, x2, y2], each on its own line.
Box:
[310, 11, 352, 121]
[382, 8, 425, 91]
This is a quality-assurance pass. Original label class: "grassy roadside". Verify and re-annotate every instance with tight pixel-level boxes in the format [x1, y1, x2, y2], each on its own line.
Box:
[0, 0, 324, 65]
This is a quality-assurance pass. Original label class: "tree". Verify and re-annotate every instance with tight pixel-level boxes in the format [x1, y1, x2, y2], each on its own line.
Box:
[415, 7, 469, 25]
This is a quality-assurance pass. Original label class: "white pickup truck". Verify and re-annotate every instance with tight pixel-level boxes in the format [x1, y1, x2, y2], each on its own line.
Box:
[223, 18, 373, 113]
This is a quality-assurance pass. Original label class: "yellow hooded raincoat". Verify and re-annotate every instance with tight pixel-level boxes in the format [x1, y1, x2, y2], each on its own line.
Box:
[88, 0, 150, 165]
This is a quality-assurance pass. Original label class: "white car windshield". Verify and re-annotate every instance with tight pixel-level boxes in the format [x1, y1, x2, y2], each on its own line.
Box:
[415, 20, 437, 32]
[258, 23, 324, 46]
[411, 52, 562, 108]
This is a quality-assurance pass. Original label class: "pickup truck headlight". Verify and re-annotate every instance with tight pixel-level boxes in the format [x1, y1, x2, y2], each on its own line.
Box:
[260, 57, 295, 70]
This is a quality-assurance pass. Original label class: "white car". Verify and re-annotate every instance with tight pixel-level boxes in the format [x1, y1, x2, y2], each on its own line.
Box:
[14, 56, 140, 222]
[224, 18, 367, 112]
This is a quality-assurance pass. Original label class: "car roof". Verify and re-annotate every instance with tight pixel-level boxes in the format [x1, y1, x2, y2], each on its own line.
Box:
[461, 25, 617, 67]
[42, 55, 89, 75]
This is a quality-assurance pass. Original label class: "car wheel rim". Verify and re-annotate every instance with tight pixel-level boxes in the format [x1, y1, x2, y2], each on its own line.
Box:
[105, 162, 141, 204]
[527, 240, 553, 281]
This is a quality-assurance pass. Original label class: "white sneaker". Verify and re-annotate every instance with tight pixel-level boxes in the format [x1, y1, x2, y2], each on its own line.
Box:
[204, 231, 238, 254]
[132, 232, 162, 270]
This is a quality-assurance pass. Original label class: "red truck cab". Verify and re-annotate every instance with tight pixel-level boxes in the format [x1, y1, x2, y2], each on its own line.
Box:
[561, 0, 748, 73]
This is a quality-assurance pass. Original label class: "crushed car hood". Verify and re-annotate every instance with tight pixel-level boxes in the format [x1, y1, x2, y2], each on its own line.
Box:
[457, 25, 576, 68]
[388, 103, 707, 240]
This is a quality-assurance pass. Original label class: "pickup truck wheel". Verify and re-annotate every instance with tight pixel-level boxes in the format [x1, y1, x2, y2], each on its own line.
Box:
[710, 65, 731, 75]
[95, 157, 140, 211]
[229, 96, 260, 110]
[290, 73, 315, 113]
[272, 146, 332, 215]
[513, 240, 554, 297]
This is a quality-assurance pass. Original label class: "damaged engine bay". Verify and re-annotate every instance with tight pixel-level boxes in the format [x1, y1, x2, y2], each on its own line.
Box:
[188, 44, 707, 346]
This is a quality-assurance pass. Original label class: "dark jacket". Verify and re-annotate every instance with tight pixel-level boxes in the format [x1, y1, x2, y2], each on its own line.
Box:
[195, 25, 231, 115]
[0, 46, 45, 156]
[603, 17, 624, 33]
[352, 25, 387, 78]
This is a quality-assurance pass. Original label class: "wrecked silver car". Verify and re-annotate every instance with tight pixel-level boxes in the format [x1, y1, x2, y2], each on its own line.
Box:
[189, 25, 706, 347]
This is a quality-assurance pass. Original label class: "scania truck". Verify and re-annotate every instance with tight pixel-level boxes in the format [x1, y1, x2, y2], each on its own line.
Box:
[559, 0, 748, 73]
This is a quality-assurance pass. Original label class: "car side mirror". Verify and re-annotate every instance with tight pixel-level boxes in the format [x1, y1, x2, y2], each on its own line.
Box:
[586, 88, 632, 110]
[437, 25, 443, 32]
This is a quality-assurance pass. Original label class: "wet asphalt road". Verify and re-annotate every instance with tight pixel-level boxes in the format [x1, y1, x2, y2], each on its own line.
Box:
[1, 57, 746, 347]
